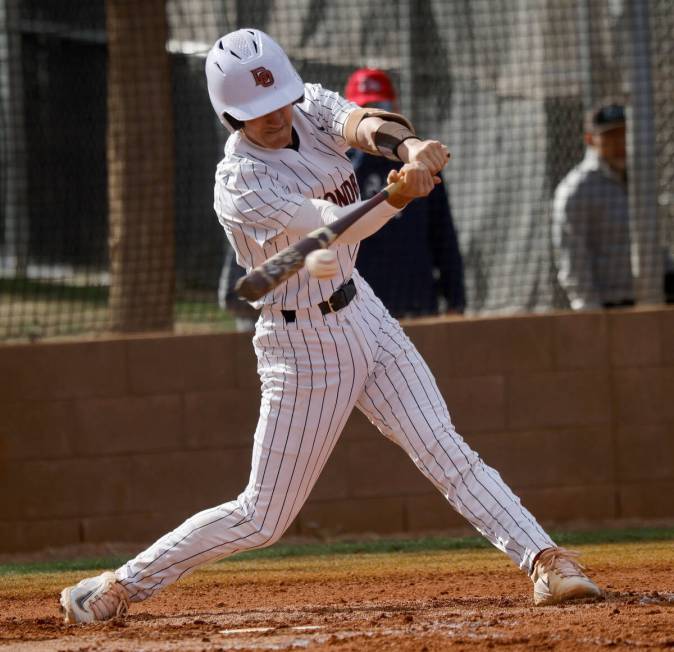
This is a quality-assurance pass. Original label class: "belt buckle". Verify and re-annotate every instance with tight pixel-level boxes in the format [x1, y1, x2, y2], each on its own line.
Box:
[327, 286, 346, 313]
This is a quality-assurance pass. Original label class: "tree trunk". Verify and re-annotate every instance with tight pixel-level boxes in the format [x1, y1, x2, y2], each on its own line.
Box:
[107, 0, 175, 332]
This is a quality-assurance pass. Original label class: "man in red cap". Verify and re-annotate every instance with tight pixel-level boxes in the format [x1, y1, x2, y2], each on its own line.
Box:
[345, 68, 466, 316]
[345, 68, 398, 109]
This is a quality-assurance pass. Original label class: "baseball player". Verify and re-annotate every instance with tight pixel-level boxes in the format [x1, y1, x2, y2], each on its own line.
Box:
[60, 28, 602, 624]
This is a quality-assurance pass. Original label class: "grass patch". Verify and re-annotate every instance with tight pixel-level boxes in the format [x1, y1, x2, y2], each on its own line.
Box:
[0, 557, 133, 577]
[1, 527, 672, 576]
[0, 278, 109, 303]
[0, 278, 237, 339]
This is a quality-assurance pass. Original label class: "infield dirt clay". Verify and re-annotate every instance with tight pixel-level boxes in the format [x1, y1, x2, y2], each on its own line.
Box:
[1, 541, 673, 651]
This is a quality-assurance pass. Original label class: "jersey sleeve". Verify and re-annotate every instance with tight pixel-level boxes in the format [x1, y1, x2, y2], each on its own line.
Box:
[214, 157, 306, 247]
[301, 83, 359, 144]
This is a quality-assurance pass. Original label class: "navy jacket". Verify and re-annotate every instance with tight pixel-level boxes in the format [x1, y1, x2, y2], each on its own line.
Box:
[350, 150, 465, 316]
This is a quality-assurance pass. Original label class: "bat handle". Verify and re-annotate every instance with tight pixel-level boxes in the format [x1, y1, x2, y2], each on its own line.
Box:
[382, 178, 406, 198]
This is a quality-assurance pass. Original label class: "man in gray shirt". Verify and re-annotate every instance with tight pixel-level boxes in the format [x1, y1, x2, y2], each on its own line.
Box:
[552, 103, 633, 310]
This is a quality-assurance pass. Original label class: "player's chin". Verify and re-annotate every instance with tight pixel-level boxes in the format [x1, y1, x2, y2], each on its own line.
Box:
[265, 128, 292, 149]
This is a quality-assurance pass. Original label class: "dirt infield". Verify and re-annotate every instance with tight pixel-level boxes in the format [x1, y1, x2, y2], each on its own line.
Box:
[1, 541, 673, 651]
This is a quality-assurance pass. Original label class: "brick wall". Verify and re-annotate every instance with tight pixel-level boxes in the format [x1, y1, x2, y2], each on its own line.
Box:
[0, 308, 672, 553]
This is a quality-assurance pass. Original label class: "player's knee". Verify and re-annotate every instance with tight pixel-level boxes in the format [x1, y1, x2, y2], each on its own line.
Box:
[420, 431, 481, 483]
[237, 503, 284, 549]
[257, 526, 283, 549]
[244, 522, 282, 549]
[452, 449, 483, 486]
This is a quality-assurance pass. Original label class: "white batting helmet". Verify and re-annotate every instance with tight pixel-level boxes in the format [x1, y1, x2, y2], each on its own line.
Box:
[205, 28, 304, 131]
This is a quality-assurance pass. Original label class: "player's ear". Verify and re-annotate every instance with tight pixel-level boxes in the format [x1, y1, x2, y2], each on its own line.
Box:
[583, 132, 596, 147]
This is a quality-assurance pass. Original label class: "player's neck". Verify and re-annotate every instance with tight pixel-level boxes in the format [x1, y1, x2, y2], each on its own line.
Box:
[286, 127, 300, 151]
[242, 127, 298, 151]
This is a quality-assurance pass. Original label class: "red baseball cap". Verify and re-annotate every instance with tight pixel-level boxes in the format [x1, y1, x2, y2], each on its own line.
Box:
[344, 68, 396, 106]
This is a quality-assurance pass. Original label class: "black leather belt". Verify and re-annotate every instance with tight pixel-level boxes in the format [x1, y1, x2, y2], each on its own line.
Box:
[282, 279, 356, 324]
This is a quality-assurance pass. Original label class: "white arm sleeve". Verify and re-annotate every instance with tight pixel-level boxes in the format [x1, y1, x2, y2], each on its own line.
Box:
[285, 198, 399, 245]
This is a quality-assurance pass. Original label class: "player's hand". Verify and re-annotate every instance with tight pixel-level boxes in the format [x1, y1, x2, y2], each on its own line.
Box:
[386, 162, 438, 209]
[398, 138, 450, 175]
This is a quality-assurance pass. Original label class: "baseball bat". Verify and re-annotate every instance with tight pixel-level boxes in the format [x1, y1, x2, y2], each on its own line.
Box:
[235, 178, 405, 301]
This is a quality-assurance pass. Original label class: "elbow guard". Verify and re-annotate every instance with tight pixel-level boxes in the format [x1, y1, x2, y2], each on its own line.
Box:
[344, 108, 417, 160]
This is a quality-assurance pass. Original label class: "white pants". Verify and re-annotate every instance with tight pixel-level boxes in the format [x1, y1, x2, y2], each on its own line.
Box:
[117, 278, 553, 602]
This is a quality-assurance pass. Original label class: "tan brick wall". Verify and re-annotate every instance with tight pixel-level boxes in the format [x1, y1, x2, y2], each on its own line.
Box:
[0, 307, 672, 553]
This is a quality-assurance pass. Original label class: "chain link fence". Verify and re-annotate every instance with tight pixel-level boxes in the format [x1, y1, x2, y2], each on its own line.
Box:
[1, 0, 672, 341]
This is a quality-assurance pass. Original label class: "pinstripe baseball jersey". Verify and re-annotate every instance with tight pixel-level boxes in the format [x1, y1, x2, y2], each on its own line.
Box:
[214, 83, 362, 310]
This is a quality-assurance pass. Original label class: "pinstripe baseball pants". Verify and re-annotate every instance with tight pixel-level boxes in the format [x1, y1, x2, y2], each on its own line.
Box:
[116, 276, 554, 602]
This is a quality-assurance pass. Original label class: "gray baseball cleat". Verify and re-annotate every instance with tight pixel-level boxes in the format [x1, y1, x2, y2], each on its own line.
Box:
[531, 547, 603, 606]
[60, 571, 129, 623]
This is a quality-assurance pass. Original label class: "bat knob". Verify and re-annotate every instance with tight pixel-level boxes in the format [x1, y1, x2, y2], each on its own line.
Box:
[235, 276, 258, 302]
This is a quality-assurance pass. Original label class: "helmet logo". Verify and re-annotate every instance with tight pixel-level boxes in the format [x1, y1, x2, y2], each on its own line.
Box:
[251, 67, 274, 87]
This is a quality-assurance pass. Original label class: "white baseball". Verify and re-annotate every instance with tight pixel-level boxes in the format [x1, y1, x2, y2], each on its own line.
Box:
[305, 249, 338, 279]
